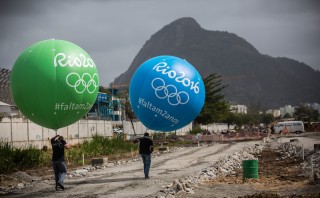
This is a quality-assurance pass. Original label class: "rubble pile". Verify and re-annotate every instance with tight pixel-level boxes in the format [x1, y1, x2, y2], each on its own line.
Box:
[11, 171, 39, 182]
[274, 141, 319, 183]
[301, 149, 320, 183]
[276, 142, 304, 159]
[311, 152, 320, 183]
[159, 140, 317, 197]
[159, 144, 264, 197]
[0, 171, 41, 195]
[199, 144, 265, 180]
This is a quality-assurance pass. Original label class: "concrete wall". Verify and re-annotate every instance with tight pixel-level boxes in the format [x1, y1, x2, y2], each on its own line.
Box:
[0, 117, 113, 149]
[0, 117, 194, 148]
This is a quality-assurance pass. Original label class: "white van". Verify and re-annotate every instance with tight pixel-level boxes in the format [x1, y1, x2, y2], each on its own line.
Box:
[274, 121, 305, 134]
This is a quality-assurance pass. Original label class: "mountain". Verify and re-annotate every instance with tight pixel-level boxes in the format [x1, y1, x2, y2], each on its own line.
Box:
[113, 17, 320, 109]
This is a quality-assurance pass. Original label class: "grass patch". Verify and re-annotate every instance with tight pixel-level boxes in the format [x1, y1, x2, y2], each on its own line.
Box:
[0, 135, 139, 173]
[0, 134, 197, 174]
[0, 140, 49, 173]
[66, 135, 139, 166]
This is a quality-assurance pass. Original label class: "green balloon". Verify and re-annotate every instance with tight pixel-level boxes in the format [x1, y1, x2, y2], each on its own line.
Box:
[10, 39, 99, 130]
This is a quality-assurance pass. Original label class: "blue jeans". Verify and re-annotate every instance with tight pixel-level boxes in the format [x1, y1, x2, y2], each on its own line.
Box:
[52, 161, 67, 185]
[140, 154, 151, 177]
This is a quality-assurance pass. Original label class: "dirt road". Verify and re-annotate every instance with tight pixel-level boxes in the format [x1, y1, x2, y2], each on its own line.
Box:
[3, 133, 320, 198]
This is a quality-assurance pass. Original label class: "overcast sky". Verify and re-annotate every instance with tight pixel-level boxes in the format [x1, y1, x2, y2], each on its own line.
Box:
[1, 0, 319, 86]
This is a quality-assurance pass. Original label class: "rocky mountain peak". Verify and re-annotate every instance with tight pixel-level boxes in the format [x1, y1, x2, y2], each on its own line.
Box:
[112, 17, 320, 108]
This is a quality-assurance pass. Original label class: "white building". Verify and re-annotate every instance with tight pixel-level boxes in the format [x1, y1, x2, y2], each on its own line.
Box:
[0, 101, 10, 113]
[230, 105, 247, 114]
[279, 105, 295, 117]
[0, 101, 19, 117]
[266, 109, 281, 117]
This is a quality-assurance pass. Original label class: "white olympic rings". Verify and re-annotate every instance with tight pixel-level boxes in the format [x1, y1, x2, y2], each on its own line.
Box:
[66, 72, 99, 94]
[151, 78, 189, 106]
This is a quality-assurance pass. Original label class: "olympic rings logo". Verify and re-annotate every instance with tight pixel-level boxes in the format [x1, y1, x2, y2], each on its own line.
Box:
[151, 78, 189, 106]
[66, 72, 99, 94]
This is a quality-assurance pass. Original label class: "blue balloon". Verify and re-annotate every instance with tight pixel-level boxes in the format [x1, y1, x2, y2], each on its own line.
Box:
[129, 55, 205, 131]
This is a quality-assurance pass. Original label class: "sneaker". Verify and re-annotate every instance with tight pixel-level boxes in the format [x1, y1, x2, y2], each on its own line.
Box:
[145, 176, 150, 179]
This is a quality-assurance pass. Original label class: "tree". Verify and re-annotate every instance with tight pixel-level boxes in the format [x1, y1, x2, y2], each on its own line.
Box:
[246, 103, 262, 127]
[294, 104, 320, 124]
[260, 113, 275, 126]
[195, 73, 229, 125]
[282, 113, 292, 119]
[225, 112, 236, 129]
[124, 94, 136, 135]
[233, 113, 244, 129]
[99, 86, 110, 94]
[115, 89, 136, 135]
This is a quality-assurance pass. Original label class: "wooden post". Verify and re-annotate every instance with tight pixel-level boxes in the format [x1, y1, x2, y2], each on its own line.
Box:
[82, 153, 85, 166]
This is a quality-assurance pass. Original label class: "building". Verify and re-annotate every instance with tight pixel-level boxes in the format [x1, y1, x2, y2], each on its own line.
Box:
[230, 105, 247, 114]
[0, 101, 11, 114]
[279, 105, 295, 117]
[87, 92, 124, 121]
[266, 109, 281, 118]
[0, 68, 13, 105]
[0, 101, 19, 117]
[108, 84, 129, 121]
[88, 92, 110, 119]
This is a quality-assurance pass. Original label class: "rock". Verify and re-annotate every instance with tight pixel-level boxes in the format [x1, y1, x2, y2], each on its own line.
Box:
[107, 162, 115, 167]
[176, 182, 183, 191]
[11, 171, 34, 182]
[185, 183, 192, 188]
[159, 147, 168, 152]
[17, 183, 24, 189]
[75, 169, 88, 176]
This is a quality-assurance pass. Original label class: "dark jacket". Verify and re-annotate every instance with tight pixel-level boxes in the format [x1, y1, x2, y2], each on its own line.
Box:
[136, 136, 154, 155]
[51, 136, 67, 162]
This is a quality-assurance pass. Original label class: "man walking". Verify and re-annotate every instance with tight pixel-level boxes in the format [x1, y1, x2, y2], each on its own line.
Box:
[134, 132, 154, 179]
[51, 135, 71, 191]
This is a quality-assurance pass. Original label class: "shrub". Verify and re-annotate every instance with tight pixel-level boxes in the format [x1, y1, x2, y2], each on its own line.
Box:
[0, 140, 48, 173]
[0, 135, 139, 173]
[189, 126, 203, 135]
